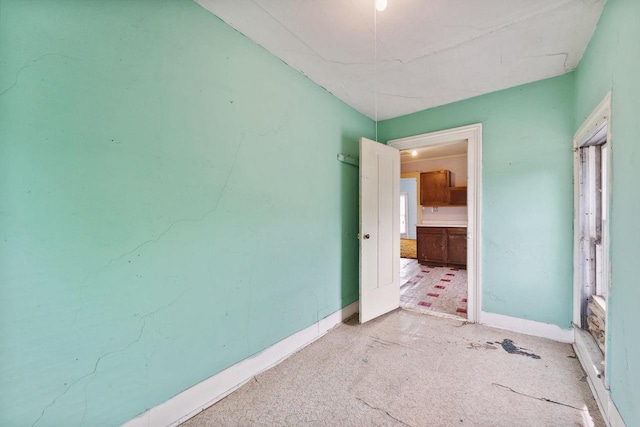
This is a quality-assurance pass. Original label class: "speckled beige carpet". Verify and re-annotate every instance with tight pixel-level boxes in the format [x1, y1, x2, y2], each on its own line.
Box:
[400, 238, 416, 259]
[182, 311, 604, 427]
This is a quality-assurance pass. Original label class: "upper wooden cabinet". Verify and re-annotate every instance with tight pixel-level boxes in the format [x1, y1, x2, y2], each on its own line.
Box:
[420, 170, 467, 206]
[448, 187, 467, 206]
[420, 170, 450, 206]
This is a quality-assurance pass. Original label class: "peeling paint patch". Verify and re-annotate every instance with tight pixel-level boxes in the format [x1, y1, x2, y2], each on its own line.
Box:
[467, 342, 497, 350]
[490, 339, 541, 359]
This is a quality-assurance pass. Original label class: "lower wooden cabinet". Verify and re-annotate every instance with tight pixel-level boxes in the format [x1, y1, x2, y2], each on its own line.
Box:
[417, 227, 447, 263]
[446, 228, 467, 265]
[417, 226, 467, 267]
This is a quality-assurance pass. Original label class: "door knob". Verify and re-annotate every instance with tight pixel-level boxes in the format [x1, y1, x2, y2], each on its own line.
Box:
[363, 234, 370, 240]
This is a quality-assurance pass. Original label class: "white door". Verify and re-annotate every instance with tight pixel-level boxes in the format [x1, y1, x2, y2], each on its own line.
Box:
[359, 137, 400, 323]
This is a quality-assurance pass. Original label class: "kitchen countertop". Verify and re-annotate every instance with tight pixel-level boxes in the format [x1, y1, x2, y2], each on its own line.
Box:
[417, 222, 467, 228]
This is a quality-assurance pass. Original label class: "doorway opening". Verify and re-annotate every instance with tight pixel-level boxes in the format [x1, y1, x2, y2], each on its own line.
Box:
[397, 141, 469, 320]
[388, 124, 482, 323]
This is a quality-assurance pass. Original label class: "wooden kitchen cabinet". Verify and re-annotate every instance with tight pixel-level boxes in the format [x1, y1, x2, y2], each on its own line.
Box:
[417, 226, 467, 267]
[446, 228, 467, 265]
[448, 187, 467, 206]
[420, 170, 450, 206]
[417, 227, 447, 264]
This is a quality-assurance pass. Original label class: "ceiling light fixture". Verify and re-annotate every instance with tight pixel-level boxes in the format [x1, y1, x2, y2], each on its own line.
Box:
[375, 0, 387, 12]
[411, 150, 418, 157]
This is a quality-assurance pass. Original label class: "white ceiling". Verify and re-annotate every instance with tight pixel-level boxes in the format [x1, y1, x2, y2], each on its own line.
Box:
[195, 0, 605, 120]
[400, 139, 468, 163]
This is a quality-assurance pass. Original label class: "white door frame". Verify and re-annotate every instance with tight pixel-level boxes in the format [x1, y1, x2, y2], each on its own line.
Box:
[400, 191, 409, 238]
[388, 123, 482, 323]
[573, 92, 612, 384]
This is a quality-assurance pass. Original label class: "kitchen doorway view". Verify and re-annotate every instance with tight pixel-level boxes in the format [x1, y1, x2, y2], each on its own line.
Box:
[398, 140, 469, 320]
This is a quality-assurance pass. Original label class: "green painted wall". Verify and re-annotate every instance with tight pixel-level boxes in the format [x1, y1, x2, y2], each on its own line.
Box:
[379, 74, 576, 328]
[574, 0, 640, 423]
[0, 1, 372, 425]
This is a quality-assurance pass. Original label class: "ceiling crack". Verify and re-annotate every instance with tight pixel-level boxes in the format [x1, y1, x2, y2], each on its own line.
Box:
[398, 0, 577, 65]
[377, 92, 426, 101]
[515, 52, 572, 72]
[250, 0, 369, 66]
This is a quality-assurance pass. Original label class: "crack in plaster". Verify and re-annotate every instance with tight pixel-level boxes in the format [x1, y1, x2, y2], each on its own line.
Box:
[0, 53, 79, 97]
[488, 292, 507, 303]
[75, 292, 187, 427]
[622, 319, 629, 375]
[345, 0, 401, 65]
[230, 101, 298, 347]
[33, 292, 186, 427]
[73, 132, 246, 324]
[133, 0, 171, 26]
[249, 0, 395, 67]
[242, 252, 259, 355]
[524, 52, 572, 72]
[251, 0, 350, 65]
[54, 131, 245, 423]
[397, 0, 577, 66]
[492, 383, 588, 412]
[253, 115, 290, 137]
[378, 92, 427, 101]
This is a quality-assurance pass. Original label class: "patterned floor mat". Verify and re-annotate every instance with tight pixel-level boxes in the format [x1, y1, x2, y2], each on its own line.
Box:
[400, 239, 417, 259]
[400, 263, 467, 318]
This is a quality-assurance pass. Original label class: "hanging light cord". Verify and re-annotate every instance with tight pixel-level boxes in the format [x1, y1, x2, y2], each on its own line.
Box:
[374, 4, 378, 142]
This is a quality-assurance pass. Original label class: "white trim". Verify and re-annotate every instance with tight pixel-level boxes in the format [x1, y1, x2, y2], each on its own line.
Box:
[400, 191, 409, 238]
[123, 302, 359, 427]
[572, 93, 624, 427]
[406, 307, 467, 322]
[389, 123, 483, 324]
[574, 329, 626, 427]
[573, 92, 612, 386]
[480, 311, 574, 343]
[400, 153, 467, 164]
[419, 221, 467, 227]
[573, 92, 612, 326]
[574, 93, 612, 149]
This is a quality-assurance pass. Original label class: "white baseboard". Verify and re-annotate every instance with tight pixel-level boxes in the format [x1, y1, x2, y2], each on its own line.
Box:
[123, 301, 359, 427]
[574, 328, 626, 427]
[608, 404, 626, 427]
[480, 311, 575, 343]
